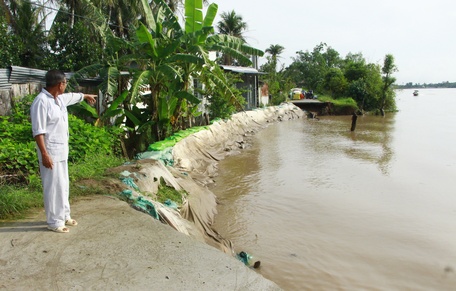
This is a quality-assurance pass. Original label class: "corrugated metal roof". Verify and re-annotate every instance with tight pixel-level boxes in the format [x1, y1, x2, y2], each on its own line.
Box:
[8, 66, 46, 85]
[0, 66, 128, 93]
[0, 68, 11, 90]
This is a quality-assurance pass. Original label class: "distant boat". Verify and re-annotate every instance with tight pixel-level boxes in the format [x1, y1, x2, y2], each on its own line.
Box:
[413, 90, 419, 96]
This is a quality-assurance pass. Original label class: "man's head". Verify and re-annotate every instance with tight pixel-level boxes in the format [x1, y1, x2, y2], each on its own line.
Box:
[45, 70, 67, 96]
[45, 69, 67, 88]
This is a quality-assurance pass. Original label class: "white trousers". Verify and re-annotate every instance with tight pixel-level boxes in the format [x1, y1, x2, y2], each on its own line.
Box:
[39, 160, 70, 228]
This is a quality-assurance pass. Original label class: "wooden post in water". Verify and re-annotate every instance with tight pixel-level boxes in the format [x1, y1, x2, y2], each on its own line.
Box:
[350, 112, 358, 131]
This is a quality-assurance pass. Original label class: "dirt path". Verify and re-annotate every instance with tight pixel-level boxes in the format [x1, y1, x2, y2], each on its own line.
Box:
[0, 195, 280, 290]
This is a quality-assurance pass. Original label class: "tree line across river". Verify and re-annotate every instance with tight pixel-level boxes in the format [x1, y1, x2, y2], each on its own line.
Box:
[397, 81, 456, 89]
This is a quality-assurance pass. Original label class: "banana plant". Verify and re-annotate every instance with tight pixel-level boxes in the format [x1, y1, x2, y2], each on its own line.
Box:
[127, 0, 264, 143]
[175, 0, 263, 128]
[69, 89, 130, 127]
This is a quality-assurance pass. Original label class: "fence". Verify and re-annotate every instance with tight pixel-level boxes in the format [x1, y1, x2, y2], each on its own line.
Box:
[0, 66, 100, 116]
[0, 66, 47, 116]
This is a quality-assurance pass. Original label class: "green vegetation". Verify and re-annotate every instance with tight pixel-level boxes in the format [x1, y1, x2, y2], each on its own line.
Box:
[216, 10, 248, 65]
[318, 95, 359, 115]
[261, 43, 397, 113]
[0, 185, 43, 220]
[0, 96, 125, 219]
[156, 177, 186, 205]
[1, 93, 211, 220]
[202, 72, 246, 119]
[68, 154, 126, 195]
[68, 114, 124, 162]
[0, 94, 39, 182]
[260, 44, 293, 105]
[71, 0, 262, 154]
[0, 152, 126, 219]
[379, 54, 397, 115]
[0, 16, 20, 67]
[1, 0, 264, 154]
[0, 95, 123, 181]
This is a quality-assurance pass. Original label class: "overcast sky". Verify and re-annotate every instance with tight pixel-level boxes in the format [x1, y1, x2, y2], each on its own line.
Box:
[210, 0, 456, 84]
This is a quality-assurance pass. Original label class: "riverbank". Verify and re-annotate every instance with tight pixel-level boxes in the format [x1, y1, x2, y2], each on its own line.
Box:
[0, 103, 304, 290]
[0, 195, 280, 290]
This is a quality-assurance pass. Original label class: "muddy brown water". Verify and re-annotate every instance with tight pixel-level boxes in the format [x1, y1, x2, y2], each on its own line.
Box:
[211, 89, 456, 290]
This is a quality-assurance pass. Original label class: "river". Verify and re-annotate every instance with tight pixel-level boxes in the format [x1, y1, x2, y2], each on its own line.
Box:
[210, 88, 456, 290]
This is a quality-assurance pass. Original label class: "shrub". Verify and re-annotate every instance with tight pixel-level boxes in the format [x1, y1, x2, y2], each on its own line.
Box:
[0, 95, 38, 182]
[202, 72, 246, 119]
[0, 95, 123, 184]
[0, 137, 38, 179]
[68, 115, 123, 162]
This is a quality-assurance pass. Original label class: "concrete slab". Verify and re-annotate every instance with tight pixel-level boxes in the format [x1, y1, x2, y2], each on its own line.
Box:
[0, 195, 281, 291]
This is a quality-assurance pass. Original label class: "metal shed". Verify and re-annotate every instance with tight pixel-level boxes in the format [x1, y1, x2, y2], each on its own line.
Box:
[0, 69, 12, 90]
[8, 66, 46, 86]
[220, 65, 265, 110]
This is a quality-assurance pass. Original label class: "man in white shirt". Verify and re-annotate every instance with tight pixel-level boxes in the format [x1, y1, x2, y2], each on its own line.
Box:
[31, 69, 96, 233]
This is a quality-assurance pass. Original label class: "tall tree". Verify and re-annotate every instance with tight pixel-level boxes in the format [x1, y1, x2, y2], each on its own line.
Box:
[290, 43, 340, 91]
[260, 44, 286, 104]
[343, 53, 383, 111]
[0, 0, 18, 29]
[94, 0, 145, 38]
[46, 20, 104, 71]
[0, 15, 20, 66]
[216, 10, 247, 65]
[379, 54, 397, 116]
[324, 67, 347, 97]
[216, 10, 247, 40]
[3, 1, 48, 67]
[48, 0, 81, 28]
[265, 44, 284, 72]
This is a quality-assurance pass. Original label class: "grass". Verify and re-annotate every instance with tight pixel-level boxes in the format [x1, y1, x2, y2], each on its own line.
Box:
[0, 153, 126, 220]
[68, 153, 126, 197]
[318, 95, 359, 114]
[0, 185, 43, 219]
[156, 184, 186, 205]
[1, 152, 191, 220]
